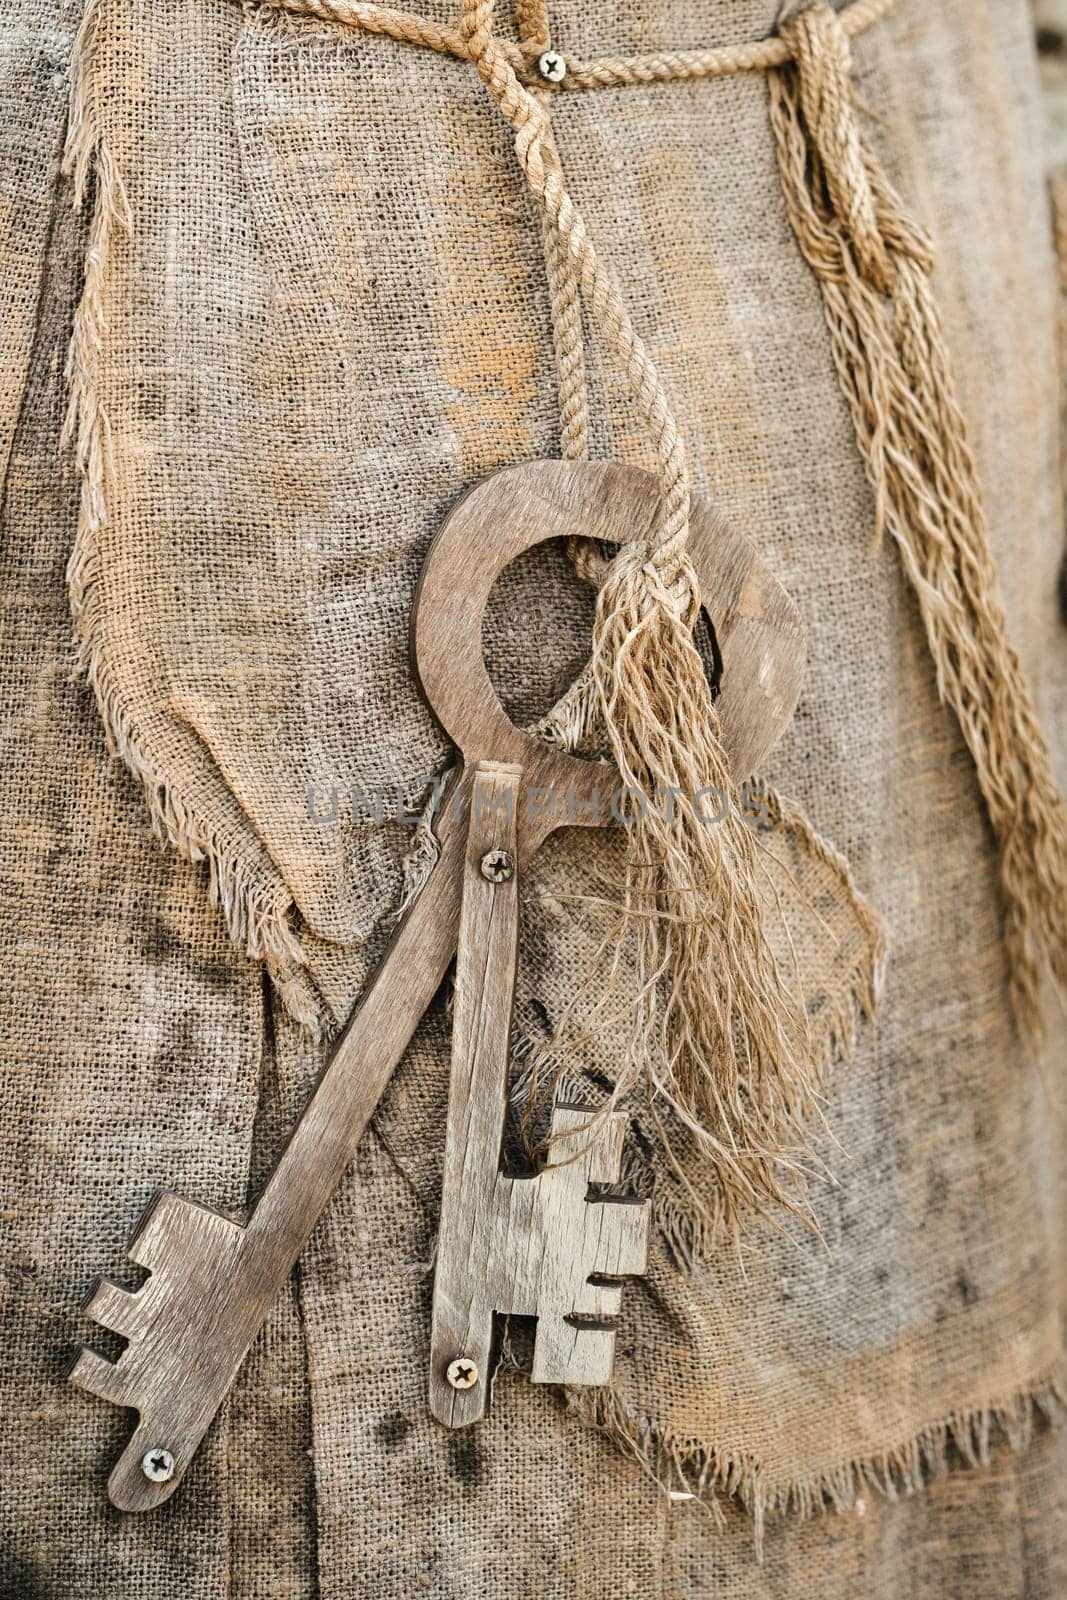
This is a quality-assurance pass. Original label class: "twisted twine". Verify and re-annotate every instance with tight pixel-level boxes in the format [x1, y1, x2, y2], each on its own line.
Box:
[255, 0, 900, 91]
[455, 0, 825, 1230]
[530, 23, 605, 609]
[770, 1, 1067, 1031]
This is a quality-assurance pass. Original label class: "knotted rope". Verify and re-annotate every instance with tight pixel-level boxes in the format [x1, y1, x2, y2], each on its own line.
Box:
[256, 0, 900, 91]
[456, 0, 826, 1235]
[770, 1, 1067, 1032]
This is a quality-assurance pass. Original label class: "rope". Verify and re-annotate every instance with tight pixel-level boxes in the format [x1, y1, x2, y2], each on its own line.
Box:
[459, 0, 692, 578]
[452, 0, 825, 1229]
[254, 0, 902, 91]
[244, 0, 1064, 1103]
[770, 1, 1067, 1032]
[514, 0, 549, 54]
[530, 31, 605, 592]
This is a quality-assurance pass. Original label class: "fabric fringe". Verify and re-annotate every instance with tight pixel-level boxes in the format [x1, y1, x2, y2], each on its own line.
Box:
[637, 786, 887, 1267]
[770, 1, 1067, 1036]
[395, 729, 885, 1266]
[61, 0, 317, 1027]
[570, 1364, 1067, 1557]
[525, 949, 877, 1269]
[509, 781, 887, 1262]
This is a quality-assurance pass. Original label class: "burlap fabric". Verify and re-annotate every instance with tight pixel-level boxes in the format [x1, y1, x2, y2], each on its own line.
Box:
[1, 0, 1066, 1595]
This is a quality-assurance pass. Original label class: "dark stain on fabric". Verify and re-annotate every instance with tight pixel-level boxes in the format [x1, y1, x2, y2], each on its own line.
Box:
[153, 1011, 200, 1080]
[528, 996, 551, 1034]
[201, 959, 236, 994]
[149, 916, 179, 960]
[1036, 24, 1066, 57]
[927, 1167, 950, 1212]
[3, 1258, 39, 1289]
[446, 1430, 484, 1490]
[628, 1117, 654, 1161]
[147, 917, 232, 991]
[583, 1067, 615, 1099]
[31, 54, 65, 97]
[1058, 547, 1067, 626]
[43, 845, 69, 877]
[0, 1551, 55, 1600]
[375, 1411, 413, 1450]
[134, 377, 167, 422]
[148, 919, 224, 986]
[956, 1269, 980, 1306]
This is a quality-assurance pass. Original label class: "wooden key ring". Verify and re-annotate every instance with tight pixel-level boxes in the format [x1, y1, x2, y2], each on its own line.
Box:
[413, 459, 805, 835]
[68, 460, 805, 1511]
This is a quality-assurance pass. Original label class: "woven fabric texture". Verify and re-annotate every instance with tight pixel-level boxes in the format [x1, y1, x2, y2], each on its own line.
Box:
[0, 0, 1065, 1596]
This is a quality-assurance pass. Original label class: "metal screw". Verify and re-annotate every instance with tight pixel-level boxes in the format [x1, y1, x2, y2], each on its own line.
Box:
[536, 49, 566, 83]
[141, 1446, 175, 1483]
[446, 1356, 479, 1390]
[479, 849, 514, 884]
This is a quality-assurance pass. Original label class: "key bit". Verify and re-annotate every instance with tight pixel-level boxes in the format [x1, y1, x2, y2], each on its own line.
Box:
[428, 764, 649, 1426]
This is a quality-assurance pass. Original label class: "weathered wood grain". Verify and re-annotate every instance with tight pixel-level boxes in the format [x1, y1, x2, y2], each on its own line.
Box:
[414, 458, 805, 788]
[428, 762, 648, 1428]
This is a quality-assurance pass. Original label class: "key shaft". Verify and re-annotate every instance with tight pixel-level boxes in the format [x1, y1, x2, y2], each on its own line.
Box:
[429, 763, 649, 1427]
[73, 762, 551, 1511]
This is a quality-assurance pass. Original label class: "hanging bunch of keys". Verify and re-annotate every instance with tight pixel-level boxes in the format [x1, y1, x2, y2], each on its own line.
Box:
[68, 460, 805, 1510]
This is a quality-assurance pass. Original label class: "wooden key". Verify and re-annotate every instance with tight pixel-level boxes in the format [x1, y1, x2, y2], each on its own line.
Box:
[428, 759, 650, 1427]
[69, 460, 805, 1511]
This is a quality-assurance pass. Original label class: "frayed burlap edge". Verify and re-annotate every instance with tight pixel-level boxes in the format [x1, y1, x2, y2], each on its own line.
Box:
[509, 782, 888, 1265]
[512, 932, 884, 1268]
[567, 1363, 1067, 1557]
[61, 0, 317, 1026]
[636, 901, 884, 1271]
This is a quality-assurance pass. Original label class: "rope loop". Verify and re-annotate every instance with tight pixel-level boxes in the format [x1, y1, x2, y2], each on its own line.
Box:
[600, 541, 702, 633]
[779, 2, 893, 293]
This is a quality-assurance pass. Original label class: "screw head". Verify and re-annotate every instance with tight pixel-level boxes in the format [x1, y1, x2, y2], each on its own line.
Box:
[536, 49, 566, 83]
[479, 848, 514, 884]
[141, 1446, 175, 1483]
[446, 1356, 479, 1390]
